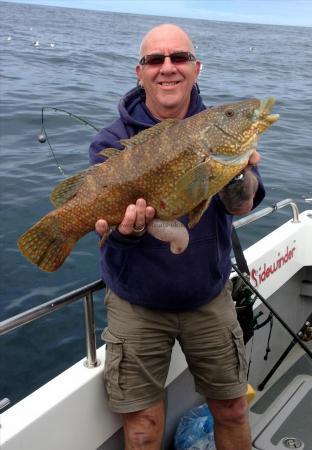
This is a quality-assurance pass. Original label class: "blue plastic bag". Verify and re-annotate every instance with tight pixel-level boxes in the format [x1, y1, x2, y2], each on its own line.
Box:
[174, 403, 215, 450]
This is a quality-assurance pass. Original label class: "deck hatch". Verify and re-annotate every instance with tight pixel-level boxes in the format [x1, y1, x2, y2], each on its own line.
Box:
[253, 375, 311, 449]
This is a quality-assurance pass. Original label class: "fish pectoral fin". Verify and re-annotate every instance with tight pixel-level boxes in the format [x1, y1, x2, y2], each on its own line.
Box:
[188, 197, 212, 229]
[157, 160, 211, 221]
[176, 159, 211, 202]
[98, 148, 121, 160]
[50, 165, 98, 207]
[120, 118, 179, 148]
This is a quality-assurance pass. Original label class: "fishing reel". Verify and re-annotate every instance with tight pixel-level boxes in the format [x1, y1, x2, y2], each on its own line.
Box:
[232, 274, 256, 309]
[232, 275, 259, 344]
[298, 313, 312, 342]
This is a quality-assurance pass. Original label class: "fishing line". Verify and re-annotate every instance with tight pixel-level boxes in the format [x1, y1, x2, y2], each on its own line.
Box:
[37, 106, 100, 176]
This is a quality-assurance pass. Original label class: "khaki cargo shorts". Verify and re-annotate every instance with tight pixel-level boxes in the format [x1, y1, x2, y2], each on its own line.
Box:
[101, 281, 247, 413]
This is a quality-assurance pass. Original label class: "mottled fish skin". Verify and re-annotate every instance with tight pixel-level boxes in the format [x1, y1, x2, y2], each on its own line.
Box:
[18, 98, 278, 271]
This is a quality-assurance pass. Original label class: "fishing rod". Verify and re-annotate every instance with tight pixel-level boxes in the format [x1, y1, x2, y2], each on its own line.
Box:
[37, 106, 100, 176]
[232, 263, 312, 359]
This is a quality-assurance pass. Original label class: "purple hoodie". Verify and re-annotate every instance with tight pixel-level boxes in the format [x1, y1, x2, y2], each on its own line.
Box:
[89, 86, 265, 311]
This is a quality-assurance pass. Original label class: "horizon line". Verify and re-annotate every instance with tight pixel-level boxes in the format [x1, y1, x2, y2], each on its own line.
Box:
[2, 0, 311, 29]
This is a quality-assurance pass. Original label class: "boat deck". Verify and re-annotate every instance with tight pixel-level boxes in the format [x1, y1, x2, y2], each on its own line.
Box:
[250, 348, 311, 450]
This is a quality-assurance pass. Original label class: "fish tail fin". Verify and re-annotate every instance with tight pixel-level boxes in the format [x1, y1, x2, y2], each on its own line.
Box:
[18, 214, 77, 272]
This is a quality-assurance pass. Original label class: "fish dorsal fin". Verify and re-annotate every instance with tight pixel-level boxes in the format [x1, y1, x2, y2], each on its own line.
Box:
[50, 166, 97, 207]
[120, 118, 179, 148]
[98, 148, 121, 159]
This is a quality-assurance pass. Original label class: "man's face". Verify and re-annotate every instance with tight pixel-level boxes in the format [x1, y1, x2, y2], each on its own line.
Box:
[136, 28, 201, 120]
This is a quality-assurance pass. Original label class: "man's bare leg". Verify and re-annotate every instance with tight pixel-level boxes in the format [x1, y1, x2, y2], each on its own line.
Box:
[207, 395, 251, 450]
[122, 400, 165, 450]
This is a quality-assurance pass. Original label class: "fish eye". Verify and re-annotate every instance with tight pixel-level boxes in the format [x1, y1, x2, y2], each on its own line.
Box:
[225, 109, 235, 117]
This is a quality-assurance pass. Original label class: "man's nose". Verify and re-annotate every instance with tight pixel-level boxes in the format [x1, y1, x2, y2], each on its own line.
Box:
[160, 57, 177, 73]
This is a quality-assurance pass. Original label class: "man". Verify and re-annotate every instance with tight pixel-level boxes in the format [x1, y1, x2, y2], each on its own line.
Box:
[90, 24, 264, 450]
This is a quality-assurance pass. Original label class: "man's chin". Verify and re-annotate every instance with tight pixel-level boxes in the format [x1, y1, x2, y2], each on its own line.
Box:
[146, 91, 189, 119]
[157, 94, 182, 109]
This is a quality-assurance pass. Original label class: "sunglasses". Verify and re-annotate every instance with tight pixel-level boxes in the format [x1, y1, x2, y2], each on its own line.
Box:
[139, 51, 196, 66]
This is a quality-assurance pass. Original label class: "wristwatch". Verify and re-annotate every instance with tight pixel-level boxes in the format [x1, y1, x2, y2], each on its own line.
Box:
[226, 173, 244, 187]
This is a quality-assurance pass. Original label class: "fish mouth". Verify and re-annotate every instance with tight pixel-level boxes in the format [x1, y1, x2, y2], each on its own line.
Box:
[254, 97, 279, 125]
[210, 96, 279, 165]
[213, 97, 279, 147]
[212, 144, 256, 166]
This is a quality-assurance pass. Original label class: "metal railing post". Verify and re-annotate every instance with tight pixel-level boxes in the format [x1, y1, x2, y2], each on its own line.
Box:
[83, 292, 100, 368]
[0, 280, 105, 371]
[289, 200, 300, 223]
[234, 198, 300, 229]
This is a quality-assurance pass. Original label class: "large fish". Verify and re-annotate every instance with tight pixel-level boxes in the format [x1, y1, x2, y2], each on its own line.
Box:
[18, 97, 279, 271]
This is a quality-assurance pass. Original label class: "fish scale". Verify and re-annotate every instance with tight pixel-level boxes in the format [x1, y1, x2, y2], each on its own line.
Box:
[18, 97, 279, 271]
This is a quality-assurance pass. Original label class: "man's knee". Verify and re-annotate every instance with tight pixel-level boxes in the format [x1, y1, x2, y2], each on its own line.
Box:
[122, 401, 165, 448]
[207, 395, 249, 427]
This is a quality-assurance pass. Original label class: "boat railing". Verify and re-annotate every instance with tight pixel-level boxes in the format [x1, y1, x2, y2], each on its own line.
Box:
[233, 198, 300, 229]
[0, 279, 105, 369]
[0, 198, 301, 372]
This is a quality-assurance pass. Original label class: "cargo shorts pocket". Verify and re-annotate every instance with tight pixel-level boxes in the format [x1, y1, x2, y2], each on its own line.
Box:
[231, 324, 248, 383]
[101, 327, 124, 400]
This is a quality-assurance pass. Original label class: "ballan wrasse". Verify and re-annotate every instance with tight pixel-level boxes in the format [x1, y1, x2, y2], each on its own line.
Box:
[18, 98, 279, 271]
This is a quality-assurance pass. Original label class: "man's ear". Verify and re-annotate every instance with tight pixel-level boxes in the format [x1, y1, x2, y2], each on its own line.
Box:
[136, 64, 142, 84]
[194, 60, 202, 81]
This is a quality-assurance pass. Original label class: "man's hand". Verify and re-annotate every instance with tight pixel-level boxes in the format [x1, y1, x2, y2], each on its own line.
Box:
[219, 150, 261, 215]
[95, 219, 109, 237]
[246, 150, 261, 168]
[95, 198, 155, 237]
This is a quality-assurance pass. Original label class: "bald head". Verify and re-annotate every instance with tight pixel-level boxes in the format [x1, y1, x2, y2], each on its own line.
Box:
[136, 23, 201, 120]
[139, 24, 196, 58]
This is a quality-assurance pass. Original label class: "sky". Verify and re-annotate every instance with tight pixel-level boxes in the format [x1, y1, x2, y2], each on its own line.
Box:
[3, 0, 312, 27]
